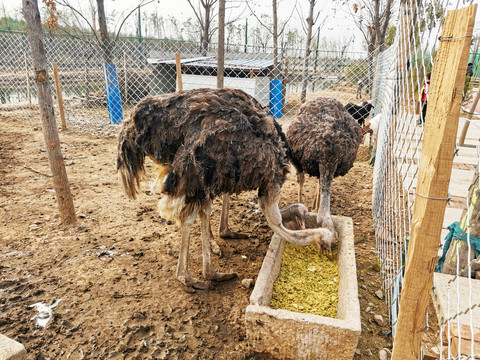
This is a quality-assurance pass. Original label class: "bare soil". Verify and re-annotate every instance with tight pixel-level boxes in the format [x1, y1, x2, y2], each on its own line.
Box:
[0, 112, 392, 359]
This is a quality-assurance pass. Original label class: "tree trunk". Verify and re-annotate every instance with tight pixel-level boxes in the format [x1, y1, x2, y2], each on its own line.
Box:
[217, 0, 225, 89]
[22, 0, 76, 225]
[96, 0, 112, 63]
[378, 0, 394, 51]
[202, 5, 211, 56]
[301, 0, 315, 103]
[272, 0, 279, 77]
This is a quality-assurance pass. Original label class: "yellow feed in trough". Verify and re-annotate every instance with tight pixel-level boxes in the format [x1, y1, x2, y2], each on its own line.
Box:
[271, 243, 339, 318]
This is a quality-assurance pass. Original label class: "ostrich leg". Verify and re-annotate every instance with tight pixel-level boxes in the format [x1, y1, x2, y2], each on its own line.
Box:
[176, 209, 211, 292]
[200, 203, 237, 282]
[312, 179, 320, 211]
[219, 193, 248, 239]
[296, 172, 305, 203]
[259, 183, 334, 253]
[207, 218, 222, 256]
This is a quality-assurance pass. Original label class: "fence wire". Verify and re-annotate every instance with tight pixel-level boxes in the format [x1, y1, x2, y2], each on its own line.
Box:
[2, 3, 480, 356]
[371, 0, 480, 358]
[0, 30, 376, 136]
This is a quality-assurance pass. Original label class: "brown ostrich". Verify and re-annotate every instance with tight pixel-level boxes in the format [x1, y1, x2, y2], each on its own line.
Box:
[117, 88, 333, 292]
[286, 96, 362, 238]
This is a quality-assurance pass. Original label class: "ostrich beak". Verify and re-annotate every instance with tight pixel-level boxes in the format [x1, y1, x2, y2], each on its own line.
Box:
[295, 215, 306, 230]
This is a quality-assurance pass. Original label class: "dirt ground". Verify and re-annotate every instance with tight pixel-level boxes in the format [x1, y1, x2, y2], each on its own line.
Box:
[0, 112, 393, 359]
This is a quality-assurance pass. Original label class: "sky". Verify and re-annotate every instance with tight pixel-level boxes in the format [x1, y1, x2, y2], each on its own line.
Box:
[2, 0, 479, 53]
[2, 0, 363, 49]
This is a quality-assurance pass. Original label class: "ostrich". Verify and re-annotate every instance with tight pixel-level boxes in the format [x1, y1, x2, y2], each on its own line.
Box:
[117, 88, 333, 292]
[345, 101, 374, 127]
[280, 203, 309, 230]
[286, 96, 362, 238]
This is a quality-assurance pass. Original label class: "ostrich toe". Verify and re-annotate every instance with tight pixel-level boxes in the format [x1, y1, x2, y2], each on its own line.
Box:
[209, 238, 223, 257]
[219, 228, 249, 239]
[177, 275, 213, 293]
[207, 271, 238, 282]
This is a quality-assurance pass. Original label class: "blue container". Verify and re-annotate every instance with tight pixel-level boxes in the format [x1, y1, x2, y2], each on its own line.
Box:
[103, 63, 124, 125]
[269, 79, 283, 118]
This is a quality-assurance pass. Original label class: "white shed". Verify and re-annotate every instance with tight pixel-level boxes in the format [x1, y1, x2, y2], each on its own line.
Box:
[148, 57, 274, 107]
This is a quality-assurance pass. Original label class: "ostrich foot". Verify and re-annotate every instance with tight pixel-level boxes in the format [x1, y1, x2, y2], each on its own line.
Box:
[206, 271, 238, 282]
[177, 275, 213, 293]
[210, 238, 222, 256]
[219, 228, 249, 239]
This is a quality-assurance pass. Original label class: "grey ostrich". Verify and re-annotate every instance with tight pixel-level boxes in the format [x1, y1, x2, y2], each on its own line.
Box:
[280, 203, 309, 230]
[117, 88, 333, 292]
[286, 96, 361, 238]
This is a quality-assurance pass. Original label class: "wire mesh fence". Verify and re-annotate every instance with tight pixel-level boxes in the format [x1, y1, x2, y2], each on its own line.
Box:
[371, 0, 480, 358]
[0, 30, 376, 136]
[2, 1, 480, 356]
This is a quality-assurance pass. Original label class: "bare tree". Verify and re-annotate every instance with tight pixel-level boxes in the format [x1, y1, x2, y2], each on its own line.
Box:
[22, 0, 76, 225]
[348, 0, 394, 54]
[96, 0, 111, 62]
[55, 0, 155, 62]
[299, 0, 325, 103]
[187, 0, 245, 56]
[246, 0, 296, 77]
[188, 0, 217, 55]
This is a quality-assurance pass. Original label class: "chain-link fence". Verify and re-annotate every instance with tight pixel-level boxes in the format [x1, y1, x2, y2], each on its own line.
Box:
[0, 30, 376, 136]
[371, 0, 480, 358]
[3, 5, 480, 355]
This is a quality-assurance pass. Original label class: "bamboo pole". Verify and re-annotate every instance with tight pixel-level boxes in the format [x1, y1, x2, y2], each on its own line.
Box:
[458, 88, 480, 146]
[24, 51, 32, 107]
[175, 52, 183, 91]
[52, 63, 66, 131]
[391, 5, 477, 360]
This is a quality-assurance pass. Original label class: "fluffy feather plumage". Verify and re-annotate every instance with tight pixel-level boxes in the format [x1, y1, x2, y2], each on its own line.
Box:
[117, 88, 333, 291]
[287, 96, 361, 237]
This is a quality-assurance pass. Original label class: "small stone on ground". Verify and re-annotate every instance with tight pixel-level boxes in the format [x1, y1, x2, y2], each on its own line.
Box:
[374, 314, 384, 326]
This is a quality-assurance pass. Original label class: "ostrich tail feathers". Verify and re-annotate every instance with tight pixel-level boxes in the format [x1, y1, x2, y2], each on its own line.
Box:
[116, 115, 145, 199]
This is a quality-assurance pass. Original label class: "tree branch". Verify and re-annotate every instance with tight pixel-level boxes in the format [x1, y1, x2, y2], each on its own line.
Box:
[278, 0, 297, 36]
[113, 0, 156, 43]
[245, 1, 273, 35]
[56, 0, 100, 44]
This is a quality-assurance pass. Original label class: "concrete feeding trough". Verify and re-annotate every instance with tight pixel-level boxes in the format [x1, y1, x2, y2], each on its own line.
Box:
[245, 215, 361, 360]
[0, 334, 26, 360]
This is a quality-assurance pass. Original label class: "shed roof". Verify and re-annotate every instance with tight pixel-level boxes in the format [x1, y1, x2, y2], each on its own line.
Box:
[148, 56, 273, 71]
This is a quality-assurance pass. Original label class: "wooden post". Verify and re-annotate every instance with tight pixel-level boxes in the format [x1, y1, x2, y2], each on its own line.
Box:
[123, 50, 128, 103]
[391, 5, 477, 360]
[23, 0, 76, 225]
[458, 88, 480, 146]
[24, 51, 32, 107]
[217, 0, 225, 89]
[52, 63, 66, 131]
[175, 52, 183, 91]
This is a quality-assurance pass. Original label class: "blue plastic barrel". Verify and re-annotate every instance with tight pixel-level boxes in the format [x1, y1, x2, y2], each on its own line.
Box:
[270, 79, 283, 118]
[104, 63, 124, 125]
